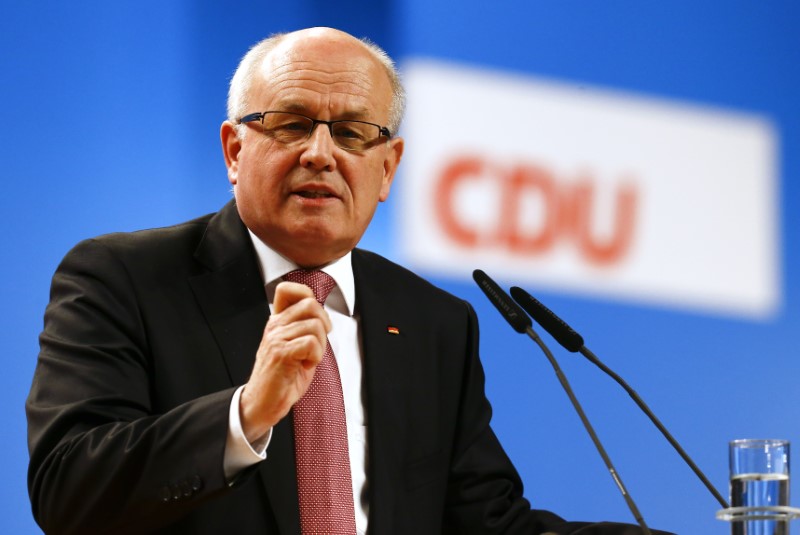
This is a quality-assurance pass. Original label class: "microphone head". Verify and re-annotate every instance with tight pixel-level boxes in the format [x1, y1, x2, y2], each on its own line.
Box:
[472, 270, 532, 334]
[510, 286, 584, 352]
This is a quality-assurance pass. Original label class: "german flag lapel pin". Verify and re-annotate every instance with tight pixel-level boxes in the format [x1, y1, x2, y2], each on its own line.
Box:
[386, 325, 400, 335]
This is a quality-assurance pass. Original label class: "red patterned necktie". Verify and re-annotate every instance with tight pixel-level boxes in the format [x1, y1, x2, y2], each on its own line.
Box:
[283, 269, 357, 534]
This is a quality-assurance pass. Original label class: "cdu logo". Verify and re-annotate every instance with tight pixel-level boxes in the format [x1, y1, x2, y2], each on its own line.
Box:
[401, 59, 778, 317]
[434, 155, 638, 266]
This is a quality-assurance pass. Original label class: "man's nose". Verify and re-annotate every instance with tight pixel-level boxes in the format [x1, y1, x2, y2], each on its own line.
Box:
[299, 123, 337, 171]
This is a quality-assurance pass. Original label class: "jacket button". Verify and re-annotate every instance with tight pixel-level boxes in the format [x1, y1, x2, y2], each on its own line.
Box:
[190, 475, 203, 492]
[158, 485, 171, 502]
[181, 479, 194, 497]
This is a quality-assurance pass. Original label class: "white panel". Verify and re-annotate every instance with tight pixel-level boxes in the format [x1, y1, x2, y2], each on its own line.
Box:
[399, 59, 779, 317]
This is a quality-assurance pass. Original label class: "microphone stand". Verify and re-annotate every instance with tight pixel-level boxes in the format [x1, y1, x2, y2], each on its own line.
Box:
[473, 270, 652, 535]
[522, 325, 652, 535]
[579, 345, 729, 509]
[509, 285, 730, 510]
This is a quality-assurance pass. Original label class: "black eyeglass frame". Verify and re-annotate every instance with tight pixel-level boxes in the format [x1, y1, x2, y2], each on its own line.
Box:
[238, 111, 393, 151]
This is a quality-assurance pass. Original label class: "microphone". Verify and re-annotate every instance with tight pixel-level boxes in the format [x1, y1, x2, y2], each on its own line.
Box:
[509, 286, 584, 352]
[509, 285, 729, 509]
[473, 269, 531, 334]
[472, 269, 652, 535]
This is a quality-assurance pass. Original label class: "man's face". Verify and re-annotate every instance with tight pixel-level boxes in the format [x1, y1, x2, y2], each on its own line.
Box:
[221, 29, 404, 268]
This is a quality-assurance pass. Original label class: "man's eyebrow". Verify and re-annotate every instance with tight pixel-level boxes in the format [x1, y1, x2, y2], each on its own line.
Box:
[278, 102, 310, 113]
[275, 102, 374, 121]
[336, 108, 372, 121]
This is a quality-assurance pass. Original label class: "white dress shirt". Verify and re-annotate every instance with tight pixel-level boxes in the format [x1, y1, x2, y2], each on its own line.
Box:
[223, 231, 368, 534]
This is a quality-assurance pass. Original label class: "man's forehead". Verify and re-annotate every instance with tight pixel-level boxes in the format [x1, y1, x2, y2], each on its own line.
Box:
[260, 56, 376, 85]
[251, 38, 391, 116]
[253, 62, 382, 105]
[272, 99, 373, 119]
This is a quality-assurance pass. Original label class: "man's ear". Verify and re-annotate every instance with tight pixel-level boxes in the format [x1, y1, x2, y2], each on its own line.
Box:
[220, 121, 242, 185]
[379, 136, 404, 202]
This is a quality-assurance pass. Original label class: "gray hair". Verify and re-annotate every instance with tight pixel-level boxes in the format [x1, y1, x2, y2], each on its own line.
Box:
[227, 31, 406, 137]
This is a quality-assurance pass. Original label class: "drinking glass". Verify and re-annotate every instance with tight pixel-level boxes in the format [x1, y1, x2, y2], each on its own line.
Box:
[729, 439, 790, 535]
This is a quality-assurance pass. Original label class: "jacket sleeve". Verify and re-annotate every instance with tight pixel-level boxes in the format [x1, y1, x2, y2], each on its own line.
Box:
[26, 238, 241, 535]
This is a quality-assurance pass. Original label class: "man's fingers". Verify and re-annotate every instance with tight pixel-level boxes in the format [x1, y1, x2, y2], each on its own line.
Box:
[281, 334, 327, 368]
[268, 318, 330, 358]
[273, 281, 333, 333]
[239, 280, 335, 438]
[274, 281, 314, 313]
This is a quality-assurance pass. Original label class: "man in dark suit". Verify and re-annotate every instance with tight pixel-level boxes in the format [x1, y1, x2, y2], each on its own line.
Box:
[27, 27, 672, 534]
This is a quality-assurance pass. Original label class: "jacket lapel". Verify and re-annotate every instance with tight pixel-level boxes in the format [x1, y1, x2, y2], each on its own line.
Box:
[353, 250, 413, 533]
[189, 200, 266, 386]
[188, 200, 300, 535]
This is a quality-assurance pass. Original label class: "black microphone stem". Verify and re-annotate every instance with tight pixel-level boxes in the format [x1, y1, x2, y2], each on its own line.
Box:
[509, 285, 730, 510]
[473, 269, 652, 532]
[522, 325, 652, 535]
[579, 345, 730, 509]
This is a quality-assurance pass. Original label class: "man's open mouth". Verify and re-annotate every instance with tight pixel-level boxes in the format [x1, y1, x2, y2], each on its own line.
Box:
[295, 191, 334, 199]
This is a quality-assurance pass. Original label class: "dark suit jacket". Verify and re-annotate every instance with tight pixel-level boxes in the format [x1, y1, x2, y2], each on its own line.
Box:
[27, 201, 668, 535]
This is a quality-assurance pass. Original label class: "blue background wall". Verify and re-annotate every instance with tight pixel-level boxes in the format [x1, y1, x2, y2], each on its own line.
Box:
[2, 2, 798, 533]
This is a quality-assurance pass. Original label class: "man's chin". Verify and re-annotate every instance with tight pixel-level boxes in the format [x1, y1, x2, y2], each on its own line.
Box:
[277, 234, 357, 268]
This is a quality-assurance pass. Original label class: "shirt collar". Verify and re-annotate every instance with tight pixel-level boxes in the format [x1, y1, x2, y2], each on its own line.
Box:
[247, 229, 355, 316]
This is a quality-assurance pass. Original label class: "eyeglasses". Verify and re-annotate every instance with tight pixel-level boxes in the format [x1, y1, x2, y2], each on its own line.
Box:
[238, 111, 392, 152]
